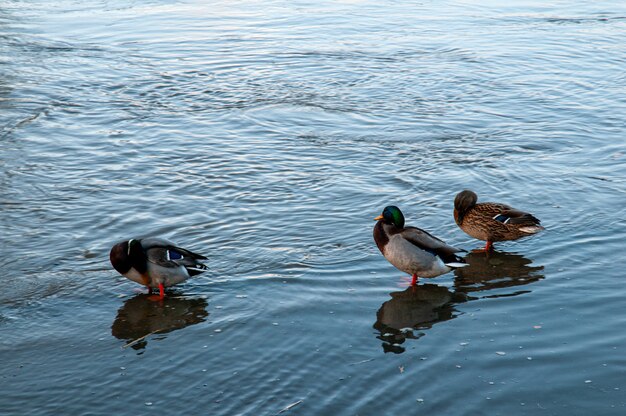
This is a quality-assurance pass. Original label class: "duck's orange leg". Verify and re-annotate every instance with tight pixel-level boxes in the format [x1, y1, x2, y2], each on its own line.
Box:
[472, 241, 494, 253]
[147, 284, 165, 301]
[158, 283, 165, 299]
[411, 274, 418, 286]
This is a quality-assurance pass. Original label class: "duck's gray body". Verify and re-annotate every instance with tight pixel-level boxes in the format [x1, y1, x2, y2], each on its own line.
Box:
[377, 224, 456, 277]
[373, 206, 466, 280]
[110, 237, 208, 289]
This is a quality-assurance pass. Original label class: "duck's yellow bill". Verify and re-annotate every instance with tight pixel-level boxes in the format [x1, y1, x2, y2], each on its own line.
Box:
[374, 215, 383, 221]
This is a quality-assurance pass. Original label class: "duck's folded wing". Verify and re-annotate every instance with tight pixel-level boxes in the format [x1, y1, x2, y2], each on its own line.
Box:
[145, 245, 208, 271]
[475, 202, 511, 217]
[400, 227, 466, 264]
[141, 238, 207, 260]
[168, 245, 208, 261]
[496, 208, 542, 226]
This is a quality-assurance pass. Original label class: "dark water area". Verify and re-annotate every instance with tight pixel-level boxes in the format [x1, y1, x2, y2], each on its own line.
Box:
[1, 0, 626, 414]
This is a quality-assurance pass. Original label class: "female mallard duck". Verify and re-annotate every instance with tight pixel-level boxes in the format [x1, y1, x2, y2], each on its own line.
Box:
[454, 190, 544, 251]
[110, 238, 208, 299]
[373, 206, 466, 286]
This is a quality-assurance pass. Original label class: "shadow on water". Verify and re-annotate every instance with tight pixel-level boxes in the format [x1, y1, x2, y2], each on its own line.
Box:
[374, 251, 545, 353]
[111, 293, 209, 352]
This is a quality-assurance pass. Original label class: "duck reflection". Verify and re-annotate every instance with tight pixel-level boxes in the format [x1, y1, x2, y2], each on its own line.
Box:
[111, 293, 208, 351]
[374, 251, 544, 353]
[374, 284, 469, 353]
[454, 250, 544, 297]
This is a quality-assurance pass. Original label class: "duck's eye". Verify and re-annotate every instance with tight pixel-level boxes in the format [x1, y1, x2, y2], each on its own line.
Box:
[168, 250, 183, 260]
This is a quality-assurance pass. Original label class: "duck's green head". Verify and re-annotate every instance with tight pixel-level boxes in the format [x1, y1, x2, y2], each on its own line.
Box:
[374, 206, 405, 228]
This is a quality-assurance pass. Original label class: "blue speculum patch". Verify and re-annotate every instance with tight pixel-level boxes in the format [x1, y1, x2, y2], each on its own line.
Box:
[493, 214, 509, 223]
[168, 250, 183, 260]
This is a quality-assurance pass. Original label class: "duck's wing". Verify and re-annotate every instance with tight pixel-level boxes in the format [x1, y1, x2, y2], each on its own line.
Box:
[495, 208, 541, 226]
[482, 203, 544, 232]
[142, 238, 208, 275]
[472, 202, 511, 218]
[400, 227, 466, 265]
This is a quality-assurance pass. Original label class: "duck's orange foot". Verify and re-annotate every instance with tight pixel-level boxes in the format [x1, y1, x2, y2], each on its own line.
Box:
[147, 294, 164, 302]
[146, 284, 165, 301]
[472, 241, 494, 253]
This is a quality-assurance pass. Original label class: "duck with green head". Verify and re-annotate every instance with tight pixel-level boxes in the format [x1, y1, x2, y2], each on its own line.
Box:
[454, 190, 544, 251]
[373, 206, 466, 286]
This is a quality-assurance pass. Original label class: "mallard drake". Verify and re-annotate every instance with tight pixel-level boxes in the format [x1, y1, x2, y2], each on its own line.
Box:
[453, 190, 544, 251]
[373, 206, 466, 286]
[110, 238, 208, 299]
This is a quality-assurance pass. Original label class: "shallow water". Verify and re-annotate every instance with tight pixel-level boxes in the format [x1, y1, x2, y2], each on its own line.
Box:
[1, 0, 626, 414]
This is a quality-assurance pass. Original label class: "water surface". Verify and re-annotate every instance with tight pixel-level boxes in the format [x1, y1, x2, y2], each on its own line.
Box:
[2, 0, 626, 414]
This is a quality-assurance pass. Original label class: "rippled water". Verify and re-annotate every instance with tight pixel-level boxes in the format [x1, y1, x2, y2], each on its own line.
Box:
[2, 0, 626, 414]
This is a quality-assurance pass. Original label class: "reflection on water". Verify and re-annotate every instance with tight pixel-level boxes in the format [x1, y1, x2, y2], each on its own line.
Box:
[454, 250, 545, 297]
[374, 284, 468, 353]
[111, 293, 208, 351]
[374, 251, 544, 353]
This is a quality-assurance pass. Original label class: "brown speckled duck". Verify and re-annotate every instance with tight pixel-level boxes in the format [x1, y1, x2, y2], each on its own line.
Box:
[453, 190, 544, 251]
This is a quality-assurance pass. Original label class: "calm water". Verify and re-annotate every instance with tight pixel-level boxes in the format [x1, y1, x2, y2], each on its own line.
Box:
[2, 0, 626, 414]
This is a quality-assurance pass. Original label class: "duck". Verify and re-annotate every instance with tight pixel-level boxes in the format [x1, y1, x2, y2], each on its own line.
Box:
[110, 238, 208, 299]
[453, 190, 544, 251]
[373, 206, 466, 286]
